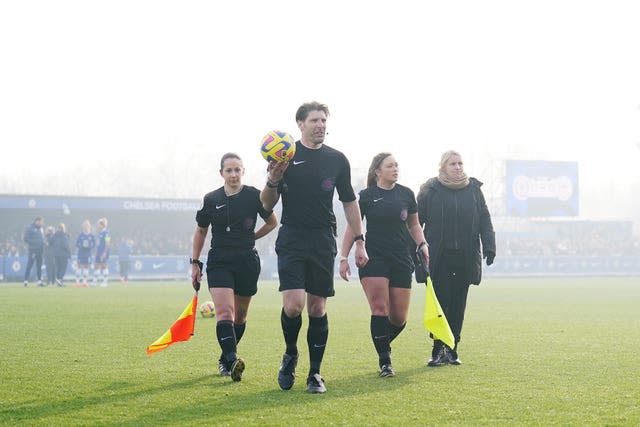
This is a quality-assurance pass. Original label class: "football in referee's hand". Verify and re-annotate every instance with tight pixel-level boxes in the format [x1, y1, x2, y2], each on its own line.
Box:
[260, 130, 296, 162]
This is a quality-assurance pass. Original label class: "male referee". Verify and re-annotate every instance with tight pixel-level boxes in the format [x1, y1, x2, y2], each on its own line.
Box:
[261, 101, 368, 393]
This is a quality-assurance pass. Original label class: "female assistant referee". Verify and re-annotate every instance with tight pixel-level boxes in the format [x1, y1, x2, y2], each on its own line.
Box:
[339, 152, 429, 377]
[190, 152, 278, 382]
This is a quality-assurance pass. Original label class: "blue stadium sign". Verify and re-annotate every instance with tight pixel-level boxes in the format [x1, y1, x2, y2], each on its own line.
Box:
[506, 160, 579, 217]
[0, 194, 200, 212]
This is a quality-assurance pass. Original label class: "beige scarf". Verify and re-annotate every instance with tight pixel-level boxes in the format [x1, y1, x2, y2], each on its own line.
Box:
[438, 171, 469, 190]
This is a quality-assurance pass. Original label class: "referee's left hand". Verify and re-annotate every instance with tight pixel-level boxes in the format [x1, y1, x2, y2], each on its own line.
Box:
[354, 245, 369, 268]
[418, 244, 430, 269]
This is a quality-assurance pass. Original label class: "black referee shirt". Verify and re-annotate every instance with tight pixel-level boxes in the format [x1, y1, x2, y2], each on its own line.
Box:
[278, 141, 356, 229]
[359, 184, 417, 263]
[196, 185, 271, 249]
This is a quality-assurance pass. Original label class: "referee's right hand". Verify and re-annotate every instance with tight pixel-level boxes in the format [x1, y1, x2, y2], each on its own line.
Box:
[191, 261, 203, 291]
[267, 160, 288, 183]
[339, 258, 350, 281]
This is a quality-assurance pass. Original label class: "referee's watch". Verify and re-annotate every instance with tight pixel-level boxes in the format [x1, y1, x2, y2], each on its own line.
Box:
[353, 234, 365, 243]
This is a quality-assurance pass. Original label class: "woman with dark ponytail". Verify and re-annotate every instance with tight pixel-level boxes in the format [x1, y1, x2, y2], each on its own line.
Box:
[339, 152, 429, 378]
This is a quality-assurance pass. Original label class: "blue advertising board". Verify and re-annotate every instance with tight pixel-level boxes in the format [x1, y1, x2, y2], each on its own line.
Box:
[1, 255, 278, 282]
[506, 160, 579, 217]
[4, 255, 640, 282]
[484, 255, 640, 276]
[1, 255, 191, 282]
[0, 194, 200, 212]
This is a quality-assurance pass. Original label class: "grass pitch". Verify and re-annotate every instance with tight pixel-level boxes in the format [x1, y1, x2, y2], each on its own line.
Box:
[1, 277, 639, 426]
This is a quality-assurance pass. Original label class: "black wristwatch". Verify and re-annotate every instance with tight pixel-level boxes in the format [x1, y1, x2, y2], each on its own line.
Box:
[189, 258, 199, 265]
[353, 234, 365, 243]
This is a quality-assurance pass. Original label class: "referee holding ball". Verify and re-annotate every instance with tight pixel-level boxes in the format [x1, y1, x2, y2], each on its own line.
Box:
[261, 101, 369, 393]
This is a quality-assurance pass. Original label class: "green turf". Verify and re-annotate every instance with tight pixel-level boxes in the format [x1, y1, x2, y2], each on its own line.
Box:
[1, 278, 639, 426]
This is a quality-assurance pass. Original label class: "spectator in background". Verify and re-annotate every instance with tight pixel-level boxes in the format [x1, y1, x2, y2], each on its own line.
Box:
[43, 226, 56, 286]
[23, 216, 45, 287]
[118, 238, 133, 283]
[93, 218, 111, 287]
[51, 223, 71, 287]
[75, 220, 95, 288]
[417, 150, 496, 366]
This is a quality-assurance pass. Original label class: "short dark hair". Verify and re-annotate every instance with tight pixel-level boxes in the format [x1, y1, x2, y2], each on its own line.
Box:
[220, 152, 242, 171]
[295, 101, 330, 123]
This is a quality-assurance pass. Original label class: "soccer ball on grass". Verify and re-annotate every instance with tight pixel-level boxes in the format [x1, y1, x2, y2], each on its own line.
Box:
[199, 301, 216, 318]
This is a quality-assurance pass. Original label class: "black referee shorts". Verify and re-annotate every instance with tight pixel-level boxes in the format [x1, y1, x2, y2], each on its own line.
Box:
[358, 252, 413, 289]
[206, 247, 261, 297]
[275, 225, 337, 297]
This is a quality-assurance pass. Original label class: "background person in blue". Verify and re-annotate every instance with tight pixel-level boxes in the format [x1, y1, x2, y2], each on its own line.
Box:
[75, 220, 95, 287]
[23, 216, 45, 287]
[118, 238, 133, 283]
[93, 218, 111, 287]
[417, 150, 496, 366]
[339, 153, 429, 378]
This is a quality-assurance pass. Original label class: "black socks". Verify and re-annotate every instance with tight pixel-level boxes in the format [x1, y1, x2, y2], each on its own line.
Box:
[389, 321, 406, 343]
[281, 308, 302, 356]
[216, 320, 237, 363]
[307, 314, 328, 376]
[371, 315, 391, 366]
[234, 322, 246, 345]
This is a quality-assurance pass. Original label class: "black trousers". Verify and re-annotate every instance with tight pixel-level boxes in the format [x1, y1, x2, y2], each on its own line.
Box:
[45, 252, 56, 284]
[431, 250, 471, 345]
[24, 249, 43, 281]
[119, 261, 130, 280]
[55, 256, 69, 281]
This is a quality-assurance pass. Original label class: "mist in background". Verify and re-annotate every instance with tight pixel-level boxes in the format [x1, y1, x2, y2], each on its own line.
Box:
[2, 1, 639, 228]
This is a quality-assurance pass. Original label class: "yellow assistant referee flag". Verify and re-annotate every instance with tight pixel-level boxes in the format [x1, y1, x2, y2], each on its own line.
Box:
[423, 276, 455, 349]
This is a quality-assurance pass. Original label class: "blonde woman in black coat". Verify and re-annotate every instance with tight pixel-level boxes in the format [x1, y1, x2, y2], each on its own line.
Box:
[417, 150, 496, 366]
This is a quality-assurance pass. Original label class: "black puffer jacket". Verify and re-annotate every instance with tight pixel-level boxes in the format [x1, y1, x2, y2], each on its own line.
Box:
[417, 177, 496, 285]
[50, 231, 72, 259]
